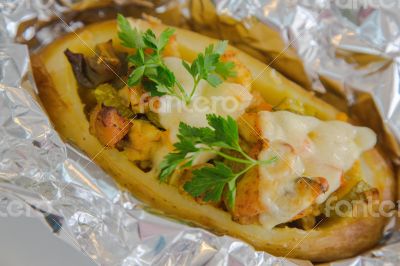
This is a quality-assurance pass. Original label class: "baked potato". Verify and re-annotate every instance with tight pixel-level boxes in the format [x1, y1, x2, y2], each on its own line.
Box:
[31, 16, 395, 262]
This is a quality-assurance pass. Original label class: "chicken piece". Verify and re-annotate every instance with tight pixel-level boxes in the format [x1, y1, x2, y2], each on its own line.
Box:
[124, 119, 162, 162]
[221, 50, 252, 87]
[232, 167, 266, 224]
[89, 105, 132, 147]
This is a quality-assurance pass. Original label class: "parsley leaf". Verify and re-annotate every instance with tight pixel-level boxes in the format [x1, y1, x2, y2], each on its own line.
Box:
[183, 41, 237, 101]
[117, 14, 144, 49]
[215, 61, 236, 79]
[177, 123, 214, 144]
[127, 65, 145, 86]
[207, 114, 239, 149]
[183, 162, 234, 202]
[142, 28, 175, 53]
[159, 152, 187, 183]
[159, 115, 277, 208]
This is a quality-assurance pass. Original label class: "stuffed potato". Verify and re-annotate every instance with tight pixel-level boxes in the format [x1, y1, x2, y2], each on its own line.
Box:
[32, 16, 395, 262]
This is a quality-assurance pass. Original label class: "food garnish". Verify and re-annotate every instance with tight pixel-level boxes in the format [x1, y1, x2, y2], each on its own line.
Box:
[159, 114, 276, 208]
[117, 14, 236, 104]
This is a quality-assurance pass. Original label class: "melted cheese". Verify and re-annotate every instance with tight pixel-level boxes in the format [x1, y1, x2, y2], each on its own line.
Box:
[147, 56, 376, 228]
[154, 57, 253, 166]
[257, 111, 376, 228]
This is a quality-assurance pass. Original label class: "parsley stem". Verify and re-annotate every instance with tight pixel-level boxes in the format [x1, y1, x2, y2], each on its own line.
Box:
[229, 156, 276, 184]
[205, 149, 253, 165]
[233, 163, 256, 180]
[234, 148, 257, 163]
[188, 78, 200, 103]
[227, 156, 276, 181]
[212, 145, 257, 163]
[176, 81, 189, 103]
[259, 156, 278, 165]
[205, 147, 276, 167]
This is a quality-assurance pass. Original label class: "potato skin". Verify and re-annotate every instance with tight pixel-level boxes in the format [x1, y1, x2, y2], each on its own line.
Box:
[32, 18, 395, 262]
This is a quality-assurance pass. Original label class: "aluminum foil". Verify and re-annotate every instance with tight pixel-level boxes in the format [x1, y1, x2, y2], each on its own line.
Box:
[189, 0, 400, 159]
[1, 0, 400, 265]
[0, 42, 298, 265]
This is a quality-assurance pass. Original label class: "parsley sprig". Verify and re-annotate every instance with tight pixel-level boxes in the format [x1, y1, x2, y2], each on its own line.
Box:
[159, 115, 277, 209]
[182, 41, 236, 100]
[117, 14, 236, 104]
[118, 14, 186, 100]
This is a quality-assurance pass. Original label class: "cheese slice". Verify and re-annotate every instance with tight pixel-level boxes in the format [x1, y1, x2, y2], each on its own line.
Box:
[257, 111, 376, 228]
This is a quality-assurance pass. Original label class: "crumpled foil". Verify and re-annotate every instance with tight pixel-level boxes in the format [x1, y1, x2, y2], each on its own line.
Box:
[0, 43, 297, 265]
[1, 0, 400, 265]
[189, 0, 400, 160]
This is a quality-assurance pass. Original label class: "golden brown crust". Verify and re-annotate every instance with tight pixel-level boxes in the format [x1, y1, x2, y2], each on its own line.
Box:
[32, 18, 395, 262]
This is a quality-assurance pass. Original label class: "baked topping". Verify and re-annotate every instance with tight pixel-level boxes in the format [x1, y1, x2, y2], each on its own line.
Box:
[67, 14, 379, 230]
